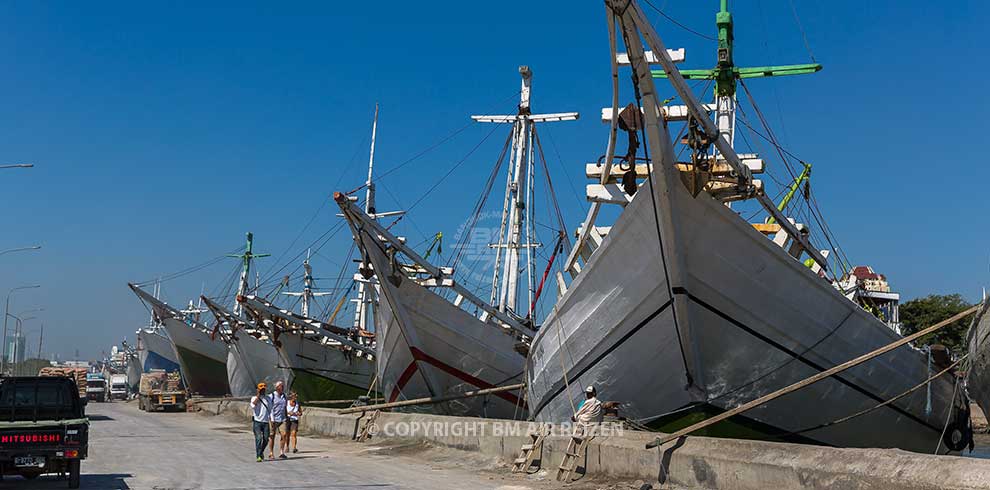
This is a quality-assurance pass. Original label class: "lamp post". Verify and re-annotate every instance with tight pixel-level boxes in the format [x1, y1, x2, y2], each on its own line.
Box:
[0, 246, 41, 257]
[0, 164, 33, 169]
[1, 285, 40, 374]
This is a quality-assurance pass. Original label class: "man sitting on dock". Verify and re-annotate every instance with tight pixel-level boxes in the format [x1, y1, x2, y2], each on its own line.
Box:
[571, 386, 603, 431]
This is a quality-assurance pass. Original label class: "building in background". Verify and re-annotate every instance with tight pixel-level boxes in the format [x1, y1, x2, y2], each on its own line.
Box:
[841, 265, 902, 334]
[4, 334, 27, 365]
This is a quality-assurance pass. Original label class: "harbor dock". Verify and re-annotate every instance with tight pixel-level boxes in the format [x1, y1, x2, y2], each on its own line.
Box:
[197, 399, 990, 490]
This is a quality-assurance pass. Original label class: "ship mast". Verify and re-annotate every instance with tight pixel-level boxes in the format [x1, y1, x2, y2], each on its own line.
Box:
[352, 104, 379, 333]
[473, 67, 578, 319]
[282, 250, 330, 317]
[227, 232, 270, 316]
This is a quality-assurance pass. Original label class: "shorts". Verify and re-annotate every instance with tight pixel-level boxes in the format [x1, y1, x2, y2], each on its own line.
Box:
[270, 420, 286, 435]
[286, 419, 299, 432]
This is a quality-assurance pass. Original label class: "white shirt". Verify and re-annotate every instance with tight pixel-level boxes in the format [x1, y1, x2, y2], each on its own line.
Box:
[250, 394, 271, 423]
[287, 400, 301, 421]
[574, 396, 603, 424]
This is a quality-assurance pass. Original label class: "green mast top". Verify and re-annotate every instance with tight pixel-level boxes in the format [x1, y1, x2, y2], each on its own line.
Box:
[654, 0, 821, 95]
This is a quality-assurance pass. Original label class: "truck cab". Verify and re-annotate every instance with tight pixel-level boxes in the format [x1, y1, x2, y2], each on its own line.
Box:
[109, 375, 128, 401]
[0, 376, 88, 488]
[84, 374, 106, 403]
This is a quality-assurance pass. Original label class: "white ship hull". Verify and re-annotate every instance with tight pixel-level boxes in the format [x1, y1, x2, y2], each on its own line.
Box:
[227, 333, 293, 397]
[161, 317, 230, 396]
[355, 224, 527, 419]
[527, 125, 961, 453]
[126, 354, 142, 391]
[136, 328, 180, 373]
[275, 330, 374, 402]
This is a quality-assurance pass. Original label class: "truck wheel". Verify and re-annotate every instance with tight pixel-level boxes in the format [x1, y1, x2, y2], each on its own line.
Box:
[21, 471, 41, 479]
[67, 460, 80, 488]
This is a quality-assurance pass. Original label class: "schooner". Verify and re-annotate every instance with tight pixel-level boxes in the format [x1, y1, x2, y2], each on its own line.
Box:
[526, 0, 969, 453]
[335, 69, 576, 418]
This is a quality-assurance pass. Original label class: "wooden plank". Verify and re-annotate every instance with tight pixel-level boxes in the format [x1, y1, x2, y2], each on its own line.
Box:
[751, 223, 781, 234]
[586, 184, 633, 205]
[586, 159, 763, 181]
[616, 48, 685, 65]
[555, 271, 568, 297]
[601, 104, 715, 123]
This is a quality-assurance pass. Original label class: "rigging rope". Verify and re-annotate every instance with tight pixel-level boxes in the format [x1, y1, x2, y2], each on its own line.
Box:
[642, 0, 717, 41]
[787, 0, 818, 64]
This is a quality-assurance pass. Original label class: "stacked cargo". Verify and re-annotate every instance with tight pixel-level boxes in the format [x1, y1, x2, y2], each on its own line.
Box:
[139, 370, 187, 412]
[38, 367, 88, 399]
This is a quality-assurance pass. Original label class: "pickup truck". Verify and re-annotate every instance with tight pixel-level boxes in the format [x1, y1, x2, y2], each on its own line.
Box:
[0, 376, 87, 487]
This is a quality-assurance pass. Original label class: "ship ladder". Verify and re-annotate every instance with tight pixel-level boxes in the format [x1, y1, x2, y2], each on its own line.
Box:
[511, 424, 550, 473]
[355, 410, 381, 442]
[555, 433, 590, 482]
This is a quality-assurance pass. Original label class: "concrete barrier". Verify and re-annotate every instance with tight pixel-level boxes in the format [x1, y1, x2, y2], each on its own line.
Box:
[194, 400, 990, 489]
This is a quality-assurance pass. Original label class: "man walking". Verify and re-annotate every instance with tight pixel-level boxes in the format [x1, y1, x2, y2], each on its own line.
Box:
[268, 380, 289, 459]
[250, 382, 270, 462]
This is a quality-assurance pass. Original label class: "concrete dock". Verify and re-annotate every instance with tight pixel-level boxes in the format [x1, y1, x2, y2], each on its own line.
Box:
[196, 400, 990, 490]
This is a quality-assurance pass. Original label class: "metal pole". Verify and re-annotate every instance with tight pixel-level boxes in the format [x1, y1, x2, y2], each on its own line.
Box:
[37, 323, 43, 360]
[0, 164, 33, 169]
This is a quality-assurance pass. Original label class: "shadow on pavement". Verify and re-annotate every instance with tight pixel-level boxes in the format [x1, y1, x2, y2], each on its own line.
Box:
[1, 473, 132, 489]
[87, 415, 115, 421]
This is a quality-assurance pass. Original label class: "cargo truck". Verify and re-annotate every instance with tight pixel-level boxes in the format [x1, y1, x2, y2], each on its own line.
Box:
[109, 374, 128, 401]
[83, 374, 106, 403]
[138, 370, 186, 412]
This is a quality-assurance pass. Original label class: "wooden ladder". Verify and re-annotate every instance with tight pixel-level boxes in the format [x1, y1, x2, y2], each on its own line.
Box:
[555, 434, 588, 482]
[511, 424, 549, 473]
[355, 410, 380, 442]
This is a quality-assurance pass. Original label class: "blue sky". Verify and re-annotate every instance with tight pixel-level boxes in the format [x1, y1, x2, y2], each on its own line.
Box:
[0, 1, 984, 360]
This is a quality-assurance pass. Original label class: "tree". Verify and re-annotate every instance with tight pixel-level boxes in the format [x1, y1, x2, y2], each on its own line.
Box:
[899, 294, 975, 354]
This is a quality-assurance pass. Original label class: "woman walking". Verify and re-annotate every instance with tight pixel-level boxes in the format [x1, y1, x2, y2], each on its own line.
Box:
[286, 392, 302, 453]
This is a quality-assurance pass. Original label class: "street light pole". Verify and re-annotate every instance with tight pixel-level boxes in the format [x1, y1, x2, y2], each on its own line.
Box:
[0, 164, 33, 169]
[1, 285, 40, 374]
[37, 323, 43, 360]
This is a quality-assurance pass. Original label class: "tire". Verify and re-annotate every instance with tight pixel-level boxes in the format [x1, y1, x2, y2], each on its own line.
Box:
[21, 471, 41, 479]
[67, 460, 80, 489]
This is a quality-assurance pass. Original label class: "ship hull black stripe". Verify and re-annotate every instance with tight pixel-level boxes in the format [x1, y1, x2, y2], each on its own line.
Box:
[670, 286, 943, 435]
[532, 298, 674, 417]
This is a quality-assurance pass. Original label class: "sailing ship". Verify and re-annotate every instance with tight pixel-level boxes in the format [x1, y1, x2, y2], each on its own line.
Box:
[129, 283, 230, 396]
[133, 282, 181, 374]
[238, 294, 375, 402]
[335, 79, 575, 418]
[966, 299, 990, 428]
[525, 0, 969, 453]
[204, 295, 292, 398]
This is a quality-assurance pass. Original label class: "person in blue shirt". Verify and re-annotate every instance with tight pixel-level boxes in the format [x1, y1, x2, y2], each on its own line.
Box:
[268, 380, 289, 459]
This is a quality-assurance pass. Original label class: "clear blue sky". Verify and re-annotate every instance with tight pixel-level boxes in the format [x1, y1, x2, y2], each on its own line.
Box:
[0, 1, 984, 360]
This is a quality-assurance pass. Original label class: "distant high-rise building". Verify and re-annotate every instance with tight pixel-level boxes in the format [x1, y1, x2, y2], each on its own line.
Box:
[5, 334, 27, 364]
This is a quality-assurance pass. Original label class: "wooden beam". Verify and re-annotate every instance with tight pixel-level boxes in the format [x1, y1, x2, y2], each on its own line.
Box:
[339, 383, 526, 414]
[601, 104, 716, 123]
[616, 49, 685, 65]
[586, 184, 634, 205]
[751, 223, 782, 234]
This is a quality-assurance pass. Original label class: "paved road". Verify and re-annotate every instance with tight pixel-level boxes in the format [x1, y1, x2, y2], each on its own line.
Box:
[5, 401, 553, 490]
